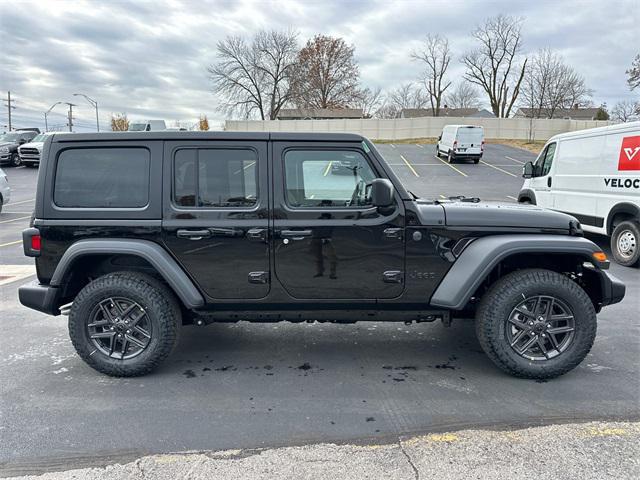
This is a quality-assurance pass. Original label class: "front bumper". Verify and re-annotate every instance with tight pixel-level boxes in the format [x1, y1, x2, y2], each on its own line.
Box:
[598, 270, 625, 307]
[18, 281, 61, 315]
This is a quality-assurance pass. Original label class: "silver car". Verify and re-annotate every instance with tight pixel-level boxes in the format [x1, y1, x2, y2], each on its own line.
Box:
[0, 167, 10, 213]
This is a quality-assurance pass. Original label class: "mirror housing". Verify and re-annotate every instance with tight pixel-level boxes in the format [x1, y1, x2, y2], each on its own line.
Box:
[371, 178, 394, 207]
[19, 138, 27, 145]
[522, 161, 534, 178]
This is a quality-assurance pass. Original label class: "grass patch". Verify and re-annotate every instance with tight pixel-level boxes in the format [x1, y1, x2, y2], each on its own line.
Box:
[373, 137, 438, 144]
[373, 137, 545, 154]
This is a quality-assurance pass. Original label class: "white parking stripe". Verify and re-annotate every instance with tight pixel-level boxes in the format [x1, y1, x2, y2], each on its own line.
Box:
[0, 240, 22, 248]
[434, 156, 468, 177]
[0, 215, 31, 224]
[400, 155, 419, 177]
[505, 156, 525, 164]
[506, 195, 518, 201]
[480, 160, 518, 177]
[5, 198, 35, 206]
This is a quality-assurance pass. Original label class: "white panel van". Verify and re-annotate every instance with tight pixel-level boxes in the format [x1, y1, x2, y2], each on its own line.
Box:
[519, 121, 640, 266]
[128, 120, 167, 131]
[436, 125, 484, 164]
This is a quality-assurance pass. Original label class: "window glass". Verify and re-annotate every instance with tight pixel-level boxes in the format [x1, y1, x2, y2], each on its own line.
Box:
[54, 148, 149, 208]
[541, 142, 556, 176]
[173, 148, 257, 208]
[284, 150, 376, 208]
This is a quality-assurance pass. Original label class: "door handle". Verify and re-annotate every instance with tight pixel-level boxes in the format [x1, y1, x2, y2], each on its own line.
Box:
[247, 228, 267, 241]
[210, 227, 242, 237]
[280, 229, 313, 240]
[177, 229, 211, 240]
[547, 177, 552, 188]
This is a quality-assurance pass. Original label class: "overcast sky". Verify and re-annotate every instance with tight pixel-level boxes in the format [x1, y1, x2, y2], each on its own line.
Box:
[1, 0, 638, 131]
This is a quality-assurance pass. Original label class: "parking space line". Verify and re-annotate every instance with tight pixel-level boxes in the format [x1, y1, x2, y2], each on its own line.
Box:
[506, 195, 518, 201]
[0, 211, 33, 214]
[5, 198, 35, 206]
[390, 144, 396, 149]
[0, 215, 31, 224]
[439, 195, 447, 199]
[323, 161, 332, 176]
[0, 240, 22, 248]
[400, 155, 419, 177]
[480, 160, 518, 177]
[416, 144, 424, 148]
[434, 156, 468, 177]
[505, 156, 525, 164]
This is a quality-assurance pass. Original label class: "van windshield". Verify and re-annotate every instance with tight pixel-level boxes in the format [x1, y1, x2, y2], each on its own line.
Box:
[457, 128, 483, 144]
[128, 123, 147, 131]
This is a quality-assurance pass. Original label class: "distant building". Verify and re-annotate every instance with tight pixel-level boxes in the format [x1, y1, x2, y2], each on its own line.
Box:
[400, 107, 495, 118]
[513, 107, 601, 120]
[276, 108, 363, 120]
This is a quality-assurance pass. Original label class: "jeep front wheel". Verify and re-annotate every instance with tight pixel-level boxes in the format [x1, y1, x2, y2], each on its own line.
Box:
[68, 272, 181, 377]
[475, 268, 596, 379]
[611, 220, 640, 267]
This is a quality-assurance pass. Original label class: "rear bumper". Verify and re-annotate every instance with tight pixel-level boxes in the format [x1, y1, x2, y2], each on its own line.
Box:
[452, 152, 482, 160]
[18, 281, 61, 315]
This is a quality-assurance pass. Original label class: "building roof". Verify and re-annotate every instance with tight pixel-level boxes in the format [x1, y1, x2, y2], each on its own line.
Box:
[400, 108, 493, 118]
[276, 108, 363, 119]
[515, 107, 601, 120]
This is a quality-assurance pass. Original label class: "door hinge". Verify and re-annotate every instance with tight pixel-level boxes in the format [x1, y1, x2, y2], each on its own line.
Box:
[248, 271, 269, 284]
[383, 228, 403, 240]
[383, 270, 403, 284]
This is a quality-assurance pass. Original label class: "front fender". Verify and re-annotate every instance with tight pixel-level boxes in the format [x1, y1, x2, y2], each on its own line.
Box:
[429, 234, 608, 311]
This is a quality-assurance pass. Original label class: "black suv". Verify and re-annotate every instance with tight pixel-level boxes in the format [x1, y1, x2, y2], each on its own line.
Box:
[19, 132, 625, 378]
[0, 130, 38, 167]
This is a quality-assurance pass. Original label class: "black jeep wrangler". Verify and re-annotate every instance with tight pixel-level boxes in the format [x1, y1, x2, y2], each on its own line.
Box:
[19, 132, 625, 378]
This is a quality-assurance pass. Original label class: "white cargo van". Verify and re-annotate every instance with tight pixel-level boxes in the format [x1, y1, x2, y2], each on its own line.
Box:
[436, 125, 484, 163]
[128, 120, 166, 131]
[519, 121, 640, 266]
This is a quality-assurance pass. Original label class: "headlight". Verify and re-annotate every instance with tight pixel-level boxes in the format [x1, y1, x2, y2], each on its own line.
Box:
[0, 146, 8, 153]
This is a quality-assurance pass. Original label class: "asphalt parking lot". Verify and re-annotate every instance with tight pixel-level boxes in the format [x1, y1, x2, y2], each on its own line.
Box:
[1, 147, 639, 476]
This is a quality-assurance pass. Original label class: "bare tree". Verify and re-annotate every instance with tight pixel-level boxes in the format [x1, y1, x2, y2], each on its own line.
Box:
[353, 86, 384, 118]
[291, 35, 360, 108]
[462, 15, 527, 117]
[198, 115, 210, 131]
[412, 34, 452, 116]
[522, 48, 592, 118]
[208, 30, 298, 120]
[611, 100, 639, 122]
[110, 113, 129, 131]
[376, 83, 428, 118]
[627, 54, 640, 90]
[445, 82, 480, 109]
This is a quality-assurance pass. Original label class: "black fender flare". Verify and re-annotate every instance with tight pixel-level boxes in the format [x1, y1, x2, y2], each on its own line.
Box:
[50, 239, 205, 309]
[606, 202, 640, 235]
[517, 189, 537, 205]
[429, 234, 604, 310]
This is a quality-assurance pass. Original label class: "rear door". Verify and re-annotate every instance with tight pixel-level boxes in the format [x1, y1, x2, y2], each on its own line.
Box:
[456, 126, 483, 154]
[272, 141, 405, 300]
[162, 140, 270, 300]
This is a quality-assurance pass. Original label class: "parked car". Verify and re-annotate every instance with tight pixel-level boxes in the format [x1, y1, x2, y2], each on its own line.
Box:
[18, 133, 48, 168]
[0, 167, 10, 213]
[0, 130, 39, 167]
[19, 131, 624, 379]
[127, 120, 166, 131]
[436, 125, 484, 163]
[519, 121, 640, 267]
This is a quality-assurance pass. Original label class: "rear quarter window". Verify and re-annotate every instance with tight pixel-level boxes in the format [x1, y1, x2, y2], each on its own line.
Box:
[54, 147, 150, 208]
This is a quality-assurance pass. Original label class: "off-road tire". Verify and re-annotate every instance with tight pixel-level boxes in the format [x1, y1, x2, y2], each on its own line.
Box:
[69, 271, 181, 377]
[611, 220, 640, 267]
[476, 268, 597, 379]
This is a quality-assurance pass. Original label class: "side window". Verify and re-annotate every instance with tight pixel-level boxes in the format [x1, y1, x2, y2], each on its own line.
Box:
[173, 148, 257, 208]
[284, 150, 377, 208]
[54, 148, 150, 208]
[541, 142, 556, 176]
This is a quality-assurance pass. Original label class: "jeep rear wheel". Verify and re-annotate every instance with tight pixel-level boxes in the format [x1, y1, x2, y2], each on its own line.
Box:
[475, 269, 596, 379]
[611, 220, 640, 267]
[69, 272, 181, 377]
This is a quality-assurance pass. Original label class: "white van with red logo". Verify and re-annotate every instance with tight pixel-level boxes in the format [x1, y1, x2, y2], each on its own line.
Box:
[519, 121, 640, 266]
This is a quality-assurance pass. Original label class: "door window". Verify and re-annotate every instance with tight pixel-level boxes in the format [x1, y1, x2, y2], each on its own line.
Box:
[284, 150, 377, 208]
[173, 148, 257, 208]
[535, 142, 557, 176]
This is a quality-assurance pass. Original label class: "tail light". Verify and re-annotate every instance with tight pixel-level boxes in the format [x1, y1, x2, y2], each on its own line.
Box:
[481, 140, 485, 151]
[22, 227, 41, 257]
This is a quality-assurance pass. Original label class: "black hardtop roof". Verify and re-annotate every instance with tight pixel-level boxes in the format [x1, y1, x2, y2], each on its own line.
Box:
[51, 131, 366, 143]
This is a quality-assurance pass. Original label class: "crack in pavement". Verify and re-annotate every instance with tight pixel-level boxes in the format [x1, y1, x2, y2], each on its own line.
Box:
[398, 440, 419, 480]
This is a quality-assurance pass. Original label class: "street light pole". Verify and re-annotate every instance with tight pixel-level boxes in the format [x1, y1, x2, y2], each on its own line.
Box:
[45, 101, 63, 132]
[73, 93, 99, 132]
[64, 103, 76, 132]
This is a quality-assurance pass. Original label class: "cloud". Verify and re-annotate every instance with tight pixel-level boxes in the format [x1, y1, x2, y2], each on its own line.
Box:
[0, 0, 637, 131]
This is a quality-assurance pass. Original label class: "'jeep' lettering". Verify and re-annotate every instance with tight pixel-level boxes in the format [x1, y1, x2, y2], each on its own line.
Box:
[618, 135, 640, 171]
[604, 177, 640, 188]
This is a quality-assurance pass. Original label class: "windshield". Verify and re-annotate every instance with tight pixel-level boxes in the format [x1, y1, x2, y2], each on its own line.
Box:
[128, 123, 147, 131]
[0, 133, 21, 142]
[30, 134, 46, 142]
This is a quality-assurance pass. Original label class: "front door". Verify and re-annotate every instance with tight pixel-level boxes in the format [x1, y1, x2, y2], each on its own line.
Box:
[272, 141, 405, 300]
[530, 142, 557, 208]
[162, 140, 270, 300]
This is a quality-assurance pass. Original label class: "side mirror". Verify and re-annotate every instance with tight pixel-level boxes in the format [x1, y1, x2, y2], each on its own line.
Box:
[522, 161, 534, 178]
[19, 138, 27, 145]
[371, 178, 394, 207]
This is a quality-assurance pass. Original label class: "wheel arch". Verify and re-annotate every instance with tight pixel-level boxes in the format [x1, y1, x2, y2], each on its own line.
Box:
[51, 239, 204, 310]
[607, 202, 640, 235]
[517, 189, 537, 205]
[429, 234, 607, 311]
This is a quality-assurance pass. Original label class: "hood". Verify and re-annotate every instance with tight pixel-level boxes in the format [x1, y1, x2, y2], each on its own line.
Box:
[0, 142, 17, 148]
[440, 201, 578, 231]
[19, 141, 44, 150]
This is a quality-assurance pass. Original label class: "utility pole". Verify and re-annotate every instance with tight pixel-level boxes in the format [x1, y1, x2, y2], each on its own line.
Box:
[3, 91, 16, 131]
[64, 102, 76, 132]
[73, 93, 99, 131]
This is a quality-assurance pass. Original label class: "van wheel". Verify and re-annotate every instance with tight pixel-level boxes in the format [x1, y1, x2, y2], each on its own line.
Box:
[476, 269, 596, 379]
[447, 151, 454, 163]
[69, 272, 181, 377]
[611, 221, 640, 267]
[435, 145, 440, 157]
[473, 158, 480, 164]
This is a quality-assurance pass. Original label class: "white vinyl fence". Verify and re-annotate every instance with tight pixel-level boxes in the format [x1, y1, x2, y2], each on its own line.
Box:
[225, 116, 614, 141]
